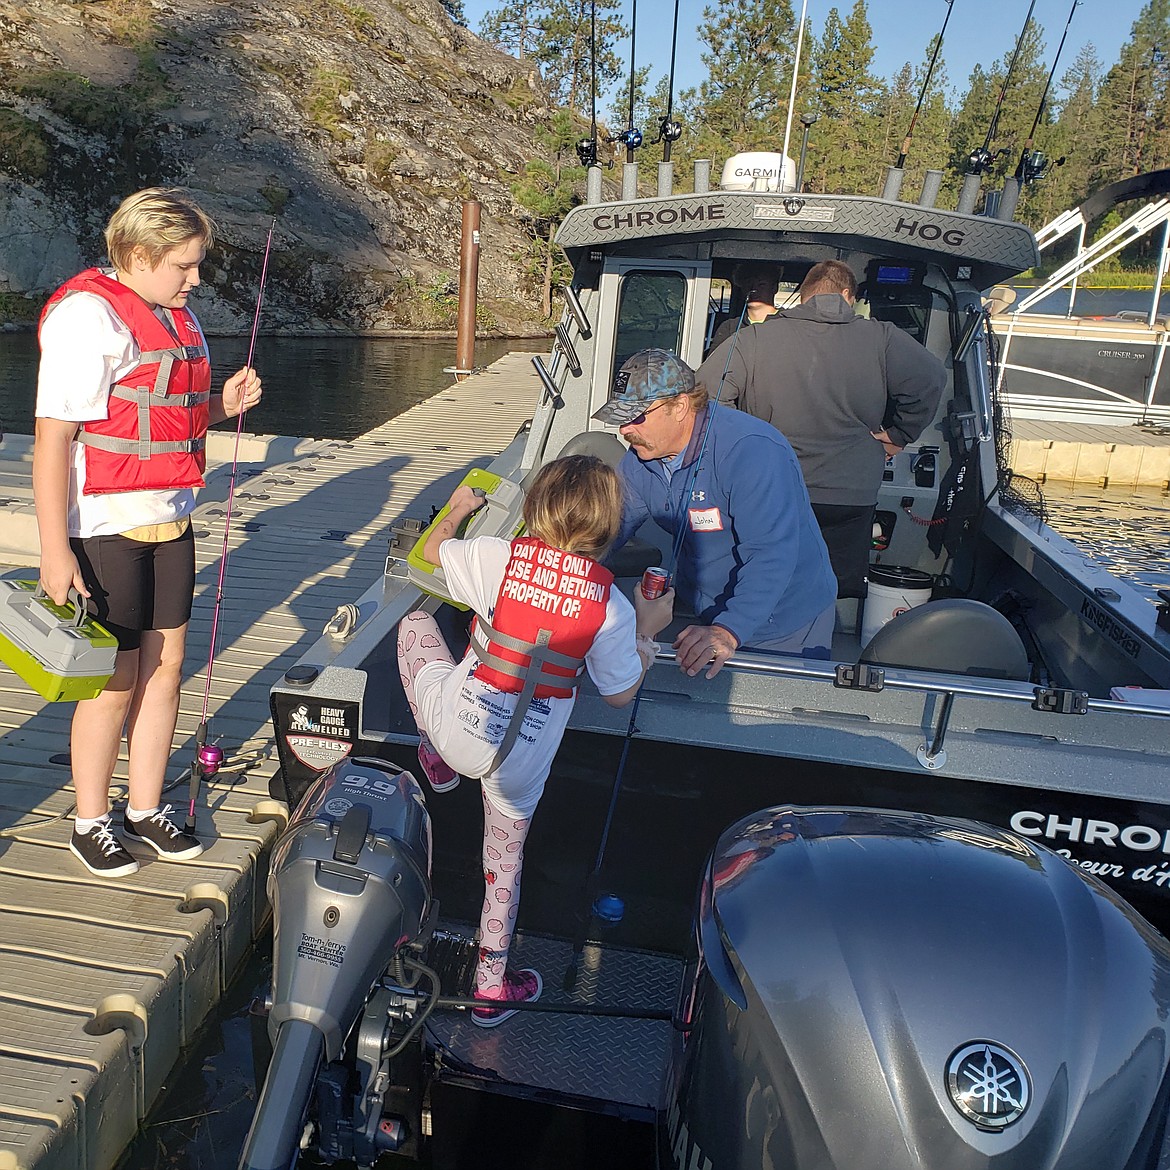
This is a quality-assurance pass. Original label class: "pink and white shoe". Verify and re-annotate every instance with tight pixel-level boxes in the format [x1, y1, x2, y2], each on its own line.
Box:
[417, 733, 460, 793]
[472, 967, 542, 1028]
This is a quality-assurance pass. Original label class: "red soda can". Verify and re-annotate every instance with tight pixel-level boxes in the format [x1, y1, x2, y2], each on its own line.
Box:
[641, 566, 671, 600]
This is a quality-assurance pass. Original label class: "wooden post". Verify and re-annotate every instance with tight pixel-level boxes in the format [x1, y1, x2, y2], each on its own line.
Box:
[455, 200, 481, 381]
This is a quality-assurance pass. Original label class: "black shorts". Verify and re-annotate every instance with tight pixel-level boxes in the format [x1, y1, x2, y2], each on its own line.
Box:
[70, 526, 196, 650]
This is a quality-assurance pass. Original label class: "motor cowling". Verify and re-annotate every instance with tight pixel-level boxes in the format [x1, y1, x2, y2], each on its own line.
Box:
[266, 756, 432, 1059]
[663, 806, 1170, 1170]
[239, 757, 432, 1170]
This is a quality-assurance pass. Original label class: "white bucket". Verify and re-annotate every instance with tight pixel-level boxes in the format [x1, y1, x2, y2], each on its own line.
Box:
[860, 565, 934, 649]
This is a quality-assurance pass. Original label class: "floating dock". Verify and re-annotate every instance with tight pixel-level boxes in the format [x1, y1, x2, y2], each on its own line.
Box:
[1008, 418, 1170, 489]
[0, 354, 540, 1170]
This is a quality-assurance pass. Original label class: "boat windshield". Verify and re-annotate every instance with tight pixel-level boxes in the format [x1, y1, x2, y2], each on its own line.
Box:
[613, 269, 687, 373]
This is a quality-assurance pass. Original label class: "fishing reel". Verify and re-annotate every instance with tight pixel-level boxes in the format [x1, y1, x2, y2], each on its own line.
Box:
[1019, 150, 1064, 184]
[576, 137, 599, 167]
[966, 145, 998, 175]
[655, 116, 683, 145]
[607, 127, 643, 153]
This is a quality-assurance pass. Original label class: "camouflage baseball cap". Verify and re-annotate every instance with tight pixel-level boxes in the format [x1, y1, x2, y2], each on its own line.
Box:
[591, 348, 696, 426]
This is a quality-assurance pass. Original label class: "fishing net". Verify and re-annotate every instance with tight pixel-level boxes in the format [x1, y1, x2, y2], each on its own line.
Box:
[986, 317, 1047, 524]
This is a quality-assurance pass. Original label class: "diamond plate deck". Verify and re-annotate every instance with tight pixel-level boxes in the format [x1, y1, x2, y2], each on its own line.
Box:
[427, 931, 681, 1112]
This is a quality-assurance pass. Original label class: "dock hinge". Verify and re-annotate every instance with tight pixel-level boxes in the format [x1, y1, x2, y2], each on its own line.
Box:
[835, 663, 885, 692]
[1031, 686, 1089, 715]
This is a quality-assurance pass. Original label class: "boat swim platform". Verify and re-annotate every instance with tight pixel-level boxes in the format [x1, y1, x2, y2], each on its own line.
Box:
[0, 352, 542, 1170]
[1007, 417, 1170, 489]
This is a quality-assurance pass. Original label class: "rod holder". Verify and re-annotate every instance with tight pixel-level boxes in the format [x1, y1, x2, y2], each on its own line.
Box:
[657, 160, 673, 198]
[586, 165, 603, 205]
[694, 159, 711, 194]
[919, 169, 944, 208]
[882, 166, 905, 202]
[622, 162, 638, 200]
[998, 177, 1021, 222]
[956, 172, 982, 216]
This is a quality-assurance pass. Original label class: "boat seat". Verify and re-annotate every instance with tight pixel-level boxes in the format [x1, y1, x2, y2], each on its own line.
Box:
[859, 599, 1030, 681]
[558, 431, 661, 578]
[559, 429, 627, 467]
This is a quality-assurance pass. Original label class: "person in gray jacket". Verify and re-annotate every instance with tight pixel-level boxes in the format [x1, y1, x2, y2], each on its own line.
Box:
[697, 259, 946, 598]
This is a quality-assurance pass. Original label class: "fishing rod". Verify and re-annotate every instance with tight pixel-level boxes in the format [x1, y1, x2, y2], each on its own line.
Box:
[613, 0, 643, 160]
[1014, 0, 1079, 184]
[562, 328, 747, 993]
[576, 0, 601, 168]
[967, 0, 1036, 176]
[653, 0, 683, 160]
[184, 219, 277, 835]
[895, 0, 954, 170]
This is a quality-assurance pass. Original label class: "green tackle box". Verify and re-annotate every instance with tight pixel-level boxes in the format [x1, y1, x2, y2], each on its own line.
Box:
[0, 579, 118, 702]
[405, 468, 526, 609]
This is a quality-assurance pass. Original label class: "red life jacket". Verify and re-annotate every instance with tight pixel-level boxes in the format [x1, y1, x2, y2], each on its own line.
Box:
[39, 268, 212, 495]
[470, 536, 613, 700]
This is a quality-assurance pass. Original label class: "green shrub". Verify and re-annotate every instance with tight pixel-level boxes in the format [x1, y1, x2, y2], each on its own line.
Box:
[0, 108, 51, 179]
[305, 68, 353, 140]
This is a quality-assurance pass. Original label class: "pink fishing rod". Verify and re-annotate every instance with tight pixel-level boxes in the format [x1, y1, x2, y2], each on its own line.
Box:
[184, 219, 277, 835]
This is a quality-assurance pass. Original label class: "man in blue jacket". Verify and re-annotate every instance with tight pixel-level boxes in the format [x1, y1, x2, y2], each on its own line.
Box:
[595, 348, 836, 679]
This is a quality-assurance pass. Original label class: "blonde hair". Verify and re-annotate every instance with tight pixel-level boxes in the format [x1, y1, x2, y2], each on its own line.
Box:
[523, 455, 623, 562]
[105, 187, 215, 272]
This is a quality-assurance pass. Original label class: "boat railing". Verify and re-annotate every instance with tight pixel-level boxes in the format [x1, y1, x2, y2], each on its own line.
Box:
[655, 647, 1170, 720]
[1018, 198, 1170, 316]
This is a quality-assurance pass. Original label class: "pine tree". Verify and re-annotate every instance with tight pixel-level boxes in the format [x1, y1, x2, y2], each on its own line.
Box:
[1029, 43, 1102, 227]
[1092, 0, 1170, 184]
[805, 1, 884, 194]
[877, 37, 952, 201]
[478, 0, 549, 61]
[510, 110, 585, 318]
[685, 0, 797, 168]
[540, 0, 627, 117]
[441, 0, 467, 26]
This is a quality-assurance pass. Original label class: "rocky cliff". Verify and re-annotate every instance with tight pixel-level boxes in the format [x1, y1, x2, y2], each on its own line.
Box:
[0, 0, 553, 334]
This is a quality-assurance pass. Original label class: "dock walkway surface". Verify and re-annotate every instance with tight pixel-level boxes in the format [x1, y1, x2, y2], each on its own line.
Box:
[0, 353, 540, 1170]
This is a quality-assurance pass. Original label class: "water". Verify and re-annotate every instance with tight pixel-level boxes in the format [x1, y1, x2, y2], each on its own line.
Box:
[0, 333, 525, 441]
[1042, 483, 1170, 601]
[1010, 285, 1170, 319]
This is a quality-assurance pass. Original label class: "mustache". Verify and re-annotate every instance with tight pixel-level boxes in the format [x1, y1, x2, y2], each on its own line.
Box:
[626, 434, 650, 449]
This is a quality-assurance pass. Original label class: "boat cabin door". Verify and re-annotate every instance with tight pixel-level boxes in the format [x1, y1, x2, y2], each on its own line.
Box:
[589, 258, 712, 420]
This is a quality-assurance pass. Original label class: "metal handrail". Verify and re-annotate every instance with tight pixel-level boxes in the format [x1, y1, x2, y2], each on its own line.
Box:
[652, 648, 1170, 719]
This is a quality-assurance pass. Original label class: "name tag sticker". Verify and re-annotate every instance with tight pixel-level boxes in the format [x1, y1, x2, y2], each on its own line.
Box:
[688, 507, 724, 532]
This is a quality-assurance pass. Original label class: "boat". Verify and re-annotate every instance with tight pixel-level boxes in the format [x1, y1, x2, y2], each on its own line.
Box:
[994, 170, 1170, 426]
[242, 150, 1170, 1170]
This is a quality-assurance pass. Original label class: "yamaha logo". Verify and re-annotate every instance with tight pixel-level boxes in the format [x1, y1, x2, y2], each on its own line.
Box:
[946, 1042, 1030, 1130]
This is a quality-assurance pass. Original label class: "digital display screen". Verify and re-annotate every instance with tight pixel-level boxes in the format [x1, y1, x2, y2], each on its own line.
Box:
[875, 264, 915, 285]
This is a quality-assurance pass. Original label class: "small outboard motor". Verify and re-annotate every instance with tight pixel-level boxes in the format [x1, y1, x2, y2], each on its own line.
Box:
[239, 757, 432, 1170]
[663, 807, 1170, 1170]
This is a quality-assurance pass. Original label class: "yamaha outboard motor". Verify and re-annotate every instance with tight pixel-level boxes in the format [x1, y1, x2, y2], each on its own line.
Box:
[663, 807, 1170, 1170]
[240, 757, 432, 1170]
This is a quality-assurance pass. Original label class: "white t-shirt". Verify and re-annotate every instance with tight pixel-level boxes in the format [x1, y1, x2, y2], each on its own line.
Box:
[412, 536, 642, 817]
[36, 288, 202, 538]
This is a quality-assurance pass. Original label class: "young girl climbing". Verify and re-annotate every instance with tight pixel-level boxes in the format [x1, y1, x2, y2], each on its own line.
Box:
[396, 454, 674, 1026]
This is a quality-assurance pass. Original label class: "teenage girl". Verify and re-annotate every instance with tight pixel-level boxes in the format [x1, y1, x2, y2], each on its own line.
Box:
[397, 454, 673, 1025]
[34, 187, 262, 878]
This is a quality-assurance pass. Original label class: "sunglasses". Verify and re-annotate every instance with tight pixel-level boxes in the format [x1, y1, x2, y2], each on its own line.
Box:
[622, 399, 673, 427]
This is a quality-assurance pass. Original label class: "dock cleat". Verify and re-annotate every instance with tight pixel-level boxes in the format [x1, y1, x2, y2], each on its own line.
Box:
[69, 819, 139, 878]
[471, 967, 542, 1028]
[122, 804, 205, 860]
